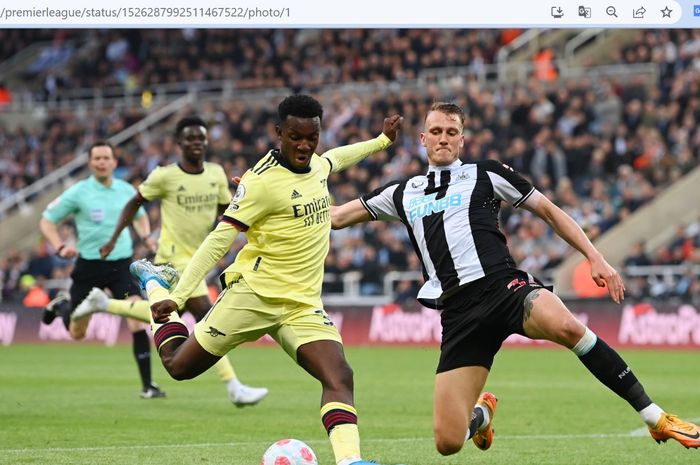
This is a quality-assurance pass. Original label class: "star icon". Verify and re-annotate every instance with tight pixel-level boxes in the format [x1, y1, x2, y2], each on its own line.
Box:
[661, 6, 672, 17]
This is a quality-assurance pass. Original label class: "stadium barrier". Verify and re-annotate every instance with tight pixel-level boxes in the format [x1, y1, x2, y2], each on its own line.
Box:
[2, 300, 699, 349]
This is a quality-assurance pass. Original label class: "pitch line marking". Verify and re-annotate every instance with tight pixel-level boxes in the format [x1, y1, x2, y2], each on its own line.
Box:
[3, 429, 694, 454]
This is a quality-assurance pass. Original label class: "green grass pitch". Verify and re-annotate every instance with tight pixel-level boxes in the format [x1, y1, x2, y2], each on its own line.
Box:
[1, 344, 698, 464]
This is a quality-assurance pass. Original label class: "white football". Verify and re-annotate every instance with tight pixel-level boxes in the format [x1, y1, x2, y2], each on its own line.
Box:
[261, 438, 318, 465]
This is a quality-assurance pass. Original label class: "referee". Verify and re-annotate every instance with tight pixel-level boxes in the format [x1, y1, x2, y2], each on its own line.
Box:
[39, 141, 164, 398]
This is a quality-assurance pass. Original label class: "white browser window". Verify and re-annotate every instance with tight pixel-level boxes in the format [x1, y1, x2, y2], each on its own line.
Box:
[0, 0, 692, 26]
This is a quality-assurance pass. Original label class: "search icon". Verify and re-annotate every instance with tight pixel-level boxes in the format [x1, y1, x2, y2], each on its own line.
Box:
[606, 6, 618, 17]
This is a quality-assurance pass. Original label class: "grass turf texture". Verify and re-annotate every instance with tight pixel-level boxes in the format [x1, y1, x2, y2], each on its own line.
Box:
[1, 344, 698, 465]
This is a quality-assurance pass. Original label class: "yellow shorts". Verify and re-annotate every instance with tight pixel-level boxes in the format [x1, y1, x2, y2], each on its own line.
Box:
[194, 278, 341, 359]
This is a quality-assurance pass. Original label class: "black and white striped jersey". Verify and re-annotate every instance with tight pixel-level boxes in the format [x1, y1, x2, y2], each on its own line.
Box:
[360, 159, 536, 309]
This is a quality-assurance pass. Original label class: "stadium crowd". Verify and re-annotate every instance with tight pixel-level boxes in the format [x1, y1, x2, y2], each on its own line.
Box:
[1, 28, 700, 303]
[7, 29, 512, 98]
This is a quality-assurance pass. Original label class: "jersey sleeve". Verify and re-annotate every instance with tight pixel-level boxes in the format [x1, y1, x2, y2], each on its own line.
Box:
[170, 221, 239, 308]
[360, 181, 401, 221]
[137, 166, 166, 201]
[321, 134, 392, 174]
[220, 171, 271, 231]
[217, 165, 233, 204]
[483, 160, 535, 208]
[42, 185, 79, 223]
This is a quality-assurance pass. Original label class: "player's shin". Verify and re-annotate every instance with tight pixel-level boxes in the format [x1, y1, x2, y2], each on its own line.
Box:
[573, 328, 659, 424]
[321, 402, 362, 465]
[145, 281, 188, 354]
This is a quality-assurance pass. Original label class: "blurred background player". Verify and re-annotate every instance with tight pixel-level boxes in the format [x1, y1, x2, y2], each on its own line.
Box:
[75, 116, 268, 407]
[330, 102, 700, 454]
[133, 95, 404, 465]
[39, 141, 164, 398]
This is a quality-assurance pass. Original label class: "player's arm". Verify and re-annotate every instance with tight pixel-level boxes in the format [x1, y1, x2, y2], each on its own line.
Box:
[131, 210, 154, 252]
[331, 200, 372, 229]
[99, 194, 147, 259]
[322, 114, 403, 173]
[151, 221, 239, 322]
[520, 192, 625, 303]
[169, 221, 240, 308]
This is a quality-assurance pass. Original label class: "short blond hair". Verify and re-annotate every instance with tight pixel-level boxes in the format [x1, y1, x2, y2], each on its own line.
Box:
[427, 102, 465, 125]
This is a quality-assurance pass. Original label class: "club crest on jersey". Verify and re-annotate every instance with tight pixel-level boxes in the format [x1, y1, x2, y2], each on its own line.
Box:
[232, 184, 246, 201]
[456, 171, 470, 181]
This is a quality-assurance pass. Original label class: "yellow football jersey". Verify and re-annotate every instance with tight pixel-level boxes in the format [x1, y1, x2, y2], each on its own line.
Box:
[166, 134, 391, 309]
[139, 162, 231, 266]
[220, 150, 332, 308]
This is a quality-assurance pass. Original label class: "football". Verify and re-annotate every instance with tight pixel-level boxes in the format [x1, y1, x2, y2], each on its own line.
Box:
[261, 438, 318, 465]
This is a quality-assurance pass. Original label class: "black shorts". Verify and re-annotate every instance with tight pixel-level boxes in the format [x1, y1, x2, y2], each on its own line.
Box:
[436, 268, 548, 373]
[69, 257, 141, 313]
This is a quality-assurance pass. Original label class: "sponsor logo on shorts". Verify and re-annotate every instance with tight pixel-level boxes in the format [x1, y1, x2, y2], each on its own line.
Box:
[205, 326, 226, 337]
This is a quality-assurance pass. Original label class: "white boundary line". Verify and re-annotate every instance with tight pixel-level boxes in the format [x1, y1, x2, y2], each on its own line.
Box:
[4, 418, 699, 454]
[0, 433, 667, 454]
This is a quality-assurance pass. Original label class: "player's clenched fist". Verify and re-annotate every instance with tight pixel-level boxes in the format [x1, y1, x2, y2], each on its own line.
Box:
[151, 299, 179, 323]
[382, 114, 404, 142]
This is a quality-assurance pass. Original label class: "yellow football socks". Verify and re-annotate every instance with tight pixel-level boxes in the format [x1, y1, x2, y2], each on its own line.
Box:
[321, 402, 361, 465]
[106, 299, 151, 323]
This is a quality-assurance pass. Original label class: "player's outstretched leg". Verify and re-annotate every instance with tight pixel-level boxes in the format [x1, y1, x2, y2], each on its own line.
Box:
[471, 392, 498, 450]
[71, 287, 152, 323]
[523, 289, 700, 449]
[573, 329, 700, 448]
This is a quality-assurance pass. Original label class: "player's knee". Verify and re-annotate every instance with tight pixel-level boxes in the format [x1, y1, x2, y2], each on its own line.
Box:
[558, 318, 585, 347]
[69, 326, 86, 340]
[434, 434, 463, 456]
[339, 362, 353, 388]
[321, 361, 354, 393]
[333, 362, 354, 391]
[161, 356, 193, 381]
